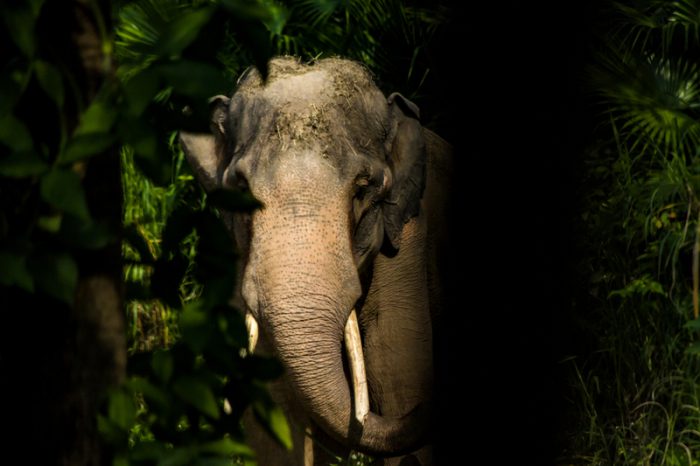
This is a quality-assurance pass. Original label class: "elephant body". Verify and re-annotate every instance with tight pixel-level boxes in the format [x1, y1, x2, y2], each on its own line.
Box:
[180, 57, 452, 466]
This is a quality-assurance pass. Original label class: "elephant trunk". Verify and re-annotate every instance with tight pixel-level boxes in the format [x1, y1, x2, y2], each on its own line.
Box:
[243, 168, 429, 455]
[259, 295, 428, 455]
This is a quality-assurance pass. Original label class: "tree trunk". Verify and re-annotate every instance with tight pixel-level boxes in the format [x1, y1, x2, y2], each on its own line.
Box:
[0, 2, 125, 464]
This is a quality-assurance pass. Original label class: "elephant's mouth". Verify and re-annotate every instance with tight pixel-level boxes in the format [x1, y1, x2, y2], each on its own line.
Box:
[244, 309, 370, 425]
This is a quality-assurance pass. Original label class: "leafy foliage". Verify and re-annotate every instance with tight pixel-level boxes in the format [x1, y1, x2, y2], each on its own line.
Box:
[116, 0, 449, 124]
[0, 0, 110, 306]
[568, 0, 700, 463]
[1, 0, 296, 464]
[2, 0, 450, 463]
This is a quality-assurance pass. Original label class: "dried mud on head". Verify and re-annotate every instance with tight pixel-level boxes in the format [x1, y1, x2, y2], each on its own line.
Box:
[233, 57, 388, 155]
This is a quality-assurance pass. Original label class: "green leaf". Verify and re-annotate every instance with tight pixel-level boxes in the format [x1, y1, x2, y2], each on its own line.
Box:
[40, 169, 91, 221]
[608, 276, 666, 299]
[34, 60, 64, 108]
[151, 350, 174, 383]
[192, 458, 245, 466]
[130, 131, 158, 162]
[108, 389, 136, 431]
[199, 438, 254, 458]
[37, 214, 62, 233]
[685, 319, 700, 332]
[1, 4, 36, 57]
[0, 114, 33, 152]
[97, 414, 125, 445]
[220, 310, 247, 347]
[154, 6, 215, 57]
[59, 217, 116, 249]
[206, 188, 262, 212]
[0, 152, 48, 177]
[158, 447, 196, 466]
[0, 251, 34, 292]
[59, 133, 116, 164]
[27, 0, 44, 17]
[262, 3, 289, 35]
[75, 98, 117, 136]
[268, 406, 292, 449]
[247, 355, 283, 381]
[179, 302, 213, 353]
[130, 442, 167, 461]
[191, 212, 237, 308]
[28, 252, 78, 304]
[150, 253, 188, 308]
[0, 73, 23, 118]
[123, 68, 160, 116]
[254, 403, 292, 450]
[157, 61, 229, 98]
[112, 456, 128, 466]
[220, 0, 274, 21]
[172, 376, 220, 419]
[161, 205, 195, 254]
[195, 211, 236, 254]
[122, 122, 171, 185]
[687, 341, 700, 356]
[127, 376, 170, 412]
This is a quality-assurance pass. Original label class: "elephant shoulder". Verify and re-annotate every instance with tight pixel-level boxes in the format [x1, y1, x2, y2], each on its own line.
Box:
[421, 128, 453, 181]
[421, 128, 452, 203]
[421, 128, 452, 322]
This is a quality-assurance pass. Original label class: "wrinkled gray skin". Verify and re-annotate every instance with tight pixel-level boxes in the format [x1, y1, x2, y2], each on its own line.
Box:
[180, 57, 452, 466]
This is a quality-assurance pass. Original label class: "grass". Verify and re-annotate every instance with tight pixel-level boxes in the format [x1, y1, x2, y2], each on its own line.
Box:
[566, 355, 700, 465]
[121, 137, 204, 352]
[563, 134, 700, 464]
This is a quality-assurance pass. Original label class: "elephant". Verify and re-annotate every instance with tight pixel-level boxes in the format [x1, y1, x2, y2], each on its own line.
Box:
[179, 57, 452, 465]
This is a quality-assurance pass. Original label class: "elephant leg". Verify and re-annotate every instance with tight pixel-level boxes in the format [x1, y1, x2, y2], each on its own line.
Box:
[384, 446, 432, 466]
[388, 454, 420, 466]
[242, 387, 348, 465]
[309, 424, 349, 466]
[243, 408, 297, 466]
[241, 334, 309, 466]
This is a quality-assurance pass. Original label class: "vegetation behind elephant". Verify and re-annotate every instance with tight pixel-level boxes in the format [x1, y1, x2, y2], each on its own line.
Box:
[180, 57, 452, 466]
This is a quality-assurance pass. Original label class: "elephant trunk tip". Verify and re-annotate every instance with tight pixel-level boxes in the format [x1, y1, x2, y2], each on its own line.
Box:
[355, 400, 432, 456]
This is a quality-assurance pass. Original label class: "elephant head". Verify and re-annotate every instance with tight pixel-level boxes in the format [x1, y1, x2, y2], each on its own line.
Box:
[179, 57, 429, 455]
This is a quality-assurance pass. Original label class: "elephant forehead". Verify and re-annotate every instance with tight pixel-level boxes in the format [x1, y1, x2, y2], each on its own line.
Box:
[259, 69, 332, 105]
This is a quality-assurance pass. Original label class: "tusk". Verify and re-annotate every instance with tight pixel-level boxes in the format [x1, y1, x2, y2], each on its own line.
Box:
[246, 313, 259, 354]
[344, 309, 369, 425]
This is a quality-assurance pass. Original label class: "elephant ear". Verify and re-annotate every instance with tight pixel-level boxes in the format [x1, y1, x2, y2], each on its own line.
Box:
[382, 92, 427, 250]
[178, 95, 231, 192]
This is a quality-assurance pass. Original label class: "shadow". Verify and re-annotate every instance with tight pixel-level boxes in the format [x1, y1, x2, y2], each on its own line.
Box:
[429, 1, 602, 464]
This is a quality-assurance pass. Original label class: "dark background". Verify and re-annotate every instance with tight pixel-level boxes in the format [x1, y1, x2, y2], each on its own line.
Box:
[433, 1, 600, 463]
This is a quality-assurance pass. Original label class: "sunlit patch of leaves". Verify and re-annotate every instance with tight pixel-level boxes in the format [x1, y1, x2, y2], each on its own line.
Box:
[590, 49, 700, 160]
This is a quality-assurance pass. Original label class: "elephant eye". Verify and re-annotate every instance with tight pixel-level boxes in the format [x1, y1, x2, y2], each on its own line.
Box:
[355, 176, 370, 188]
[353, 174, 371, 200]
[235, 169, 250, 193]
